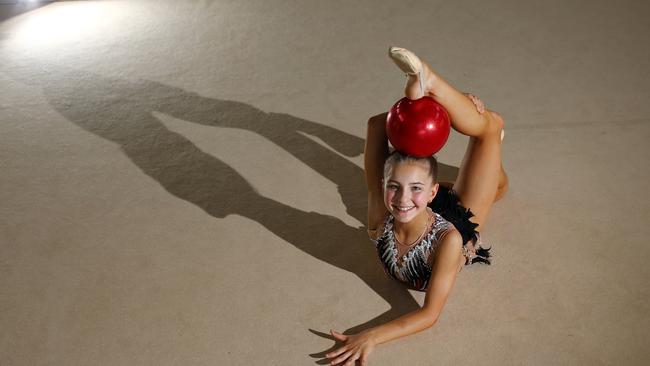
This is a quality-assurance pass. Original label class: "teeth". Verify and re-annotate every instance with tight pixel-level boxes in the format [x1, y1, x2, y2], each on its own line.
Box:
[394, 206, 414, 211]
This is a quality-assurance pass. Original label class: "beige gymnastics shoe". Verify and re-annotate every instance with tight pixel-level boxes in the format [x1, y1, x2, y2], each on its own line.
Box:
[388, 46, 425, 99]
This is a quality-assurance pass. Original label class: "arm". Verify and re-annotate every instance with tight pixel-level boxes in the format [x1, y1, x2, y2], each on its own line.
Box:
[364, 113, 390, 232]
[326, 230, 464, 365]
[367, 229, 463, 342]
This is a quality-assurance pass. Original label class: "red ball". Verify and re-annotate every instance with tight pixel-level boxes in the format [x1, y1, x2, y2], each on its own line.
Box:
[386, 97, 451, 157]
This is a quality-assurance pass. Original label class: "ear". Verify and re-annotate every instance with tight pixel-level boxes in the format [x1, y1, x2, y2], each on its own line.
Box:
[428, 183, 439, 203]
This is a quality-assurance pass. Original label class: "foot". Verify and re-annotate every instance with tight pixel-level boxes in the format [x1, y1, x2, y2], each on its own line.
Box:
[388, 46, 437, 100]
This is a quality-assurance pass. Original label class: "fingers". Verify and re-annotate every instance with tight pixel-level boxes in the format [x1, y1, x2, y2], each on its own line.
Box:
[464, 92, 485, 114]
[331, 349, 354, 365]
[326, 349, 369, 366]
[330, 329, 347, 341]
[325, 330, 371, 365]
[325, 333, 348, 359]
[326, 345, 347, 359]
[470, 94, 485, 114]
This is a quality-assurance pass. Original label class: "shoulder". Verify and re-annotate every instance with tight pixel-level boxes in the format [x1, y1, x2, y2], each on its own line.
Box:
[439, 227, 462, 248]
[430, 212, 455, 239]
[431, 227, 463, 269]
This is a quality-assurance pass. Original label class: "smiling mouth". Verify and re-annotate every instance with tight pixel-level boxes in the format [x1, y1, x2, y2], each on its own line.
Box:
[393, 205, 415, 212]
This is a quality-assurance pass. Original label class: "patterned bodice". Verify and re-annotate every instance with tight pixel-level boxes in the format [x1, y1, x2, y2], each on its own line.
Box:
[370, 209, 453, 291]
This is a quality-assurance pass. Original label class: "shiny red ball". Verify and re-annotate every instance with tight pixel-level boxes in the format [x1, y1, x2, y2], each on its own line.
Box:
[386, 97, 451, 157]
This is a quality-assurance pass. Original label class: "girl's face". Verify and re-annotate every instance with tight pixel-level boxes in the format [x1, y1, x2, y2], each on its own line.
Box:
[383, 161, 438, 223]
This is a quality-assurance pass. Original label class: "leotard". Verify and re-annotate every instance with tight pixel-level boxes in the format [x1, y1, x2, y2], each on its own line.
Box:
[368, 186, 492, 291]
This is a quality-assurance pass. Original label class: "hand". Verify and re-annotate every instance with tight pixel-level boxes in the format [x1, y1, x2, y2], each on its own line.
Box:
[464, 92, 485, 114]
[325, 329, 376, 365]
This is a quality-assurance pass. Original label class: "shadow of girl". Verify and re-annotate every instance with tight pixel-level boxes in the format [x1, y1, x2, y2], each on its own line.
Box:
[18, 64, 458, 337]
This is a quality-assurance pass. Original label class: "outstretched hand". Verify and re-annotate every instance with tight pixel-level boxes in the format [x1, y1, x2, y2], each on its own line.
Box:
[325, 329, 377, 365]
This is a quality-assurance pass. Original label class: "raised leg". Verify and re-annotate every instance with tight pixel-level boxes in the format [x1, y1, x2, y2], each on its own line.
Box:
[495, 162, 509, 203]
[451, 110, 506, 230]
[391, 48, 508, 230]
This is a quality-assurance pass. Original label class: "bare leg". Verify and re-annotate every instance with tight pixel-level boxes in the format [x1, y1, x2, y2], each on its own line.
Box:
[450, 110, 505, 230]
[398, 52, 508, 230]
[495, 163, 509, 203]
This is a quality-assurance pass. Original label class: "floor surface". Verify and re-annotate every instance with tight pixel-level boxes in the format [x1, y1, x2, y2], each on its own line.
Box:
[1, 1, 649, 365]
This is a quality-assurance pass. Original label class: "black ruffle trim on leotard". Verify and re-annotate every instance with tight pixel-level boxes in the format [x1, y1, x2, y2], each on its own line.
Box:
[428, 185, 492, 265]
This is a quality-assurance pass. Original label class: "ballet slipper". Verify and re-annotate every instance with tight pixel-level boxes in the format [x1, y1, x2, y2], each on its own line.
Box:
[388, 46, 426, 99]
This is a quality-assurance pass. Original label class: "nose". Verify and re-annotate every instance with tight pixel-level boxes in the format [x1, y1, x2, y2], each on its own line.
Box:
[394, 189, 411, 204]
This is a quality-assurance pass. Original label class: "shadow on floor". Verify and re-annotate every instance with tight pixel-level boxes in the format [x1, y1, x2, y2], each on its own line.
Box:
[5, 62, 459, 356]
[0, 1, 52, 23]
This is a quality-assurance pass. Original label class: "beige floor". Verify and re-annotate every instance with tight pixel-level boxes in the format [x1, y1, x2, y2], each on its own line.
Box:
[1, 1, 649, 365]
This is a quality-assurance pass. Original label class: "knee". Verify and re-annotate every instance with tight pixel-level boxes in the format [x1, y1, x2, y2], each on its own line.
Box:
[484, 110, 505, 138]
[494, 183, 508, 202]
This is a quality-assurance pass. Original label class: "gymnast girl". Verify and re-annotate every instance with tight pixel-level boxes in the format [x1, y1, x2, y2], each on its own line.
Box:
[325, 47, 508, 365]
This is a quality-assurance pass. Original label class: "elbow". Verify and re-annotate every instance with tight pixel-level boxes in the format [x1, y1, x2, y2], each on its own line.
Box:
[367, 113, 388, 128]
[421, 310, 439, 329]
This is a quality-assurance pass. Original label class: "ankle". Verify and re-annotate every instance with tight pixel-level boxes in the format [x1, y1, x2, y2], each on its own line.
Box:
[404, 74, 424, 99]
[424, 68, 442, 97]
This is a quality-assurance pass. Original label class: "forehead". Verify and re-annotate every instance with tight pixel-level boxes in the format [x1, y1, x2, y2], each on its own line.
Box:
[387, 161, 431, 182]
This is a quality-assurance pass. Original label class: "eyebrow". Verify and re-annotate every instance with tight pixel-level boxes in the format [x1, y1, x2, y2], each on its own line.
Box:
[387, 180, 424, 185]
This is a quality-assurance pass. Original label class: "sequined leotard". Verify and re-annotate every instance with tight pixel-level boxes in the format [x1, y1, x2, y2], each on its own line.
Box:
[367, 186, 492, 291]
[370, 209, 452, 290]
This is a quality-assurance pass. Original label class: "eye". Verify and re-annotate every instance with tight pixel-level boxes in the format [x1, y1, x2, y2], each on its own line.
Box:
[411, 186, 422, 191]
[387, 184, 399, 191]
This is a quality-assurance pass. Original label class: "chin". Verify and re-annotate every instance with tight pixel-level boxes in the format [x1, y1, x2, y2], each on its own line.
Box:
[392, 215, 415, 223]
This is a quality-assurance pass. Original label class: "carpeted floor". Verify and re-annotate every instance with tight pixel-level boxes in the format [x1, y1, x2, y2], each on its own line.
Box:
[1, 1, 648, 365]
